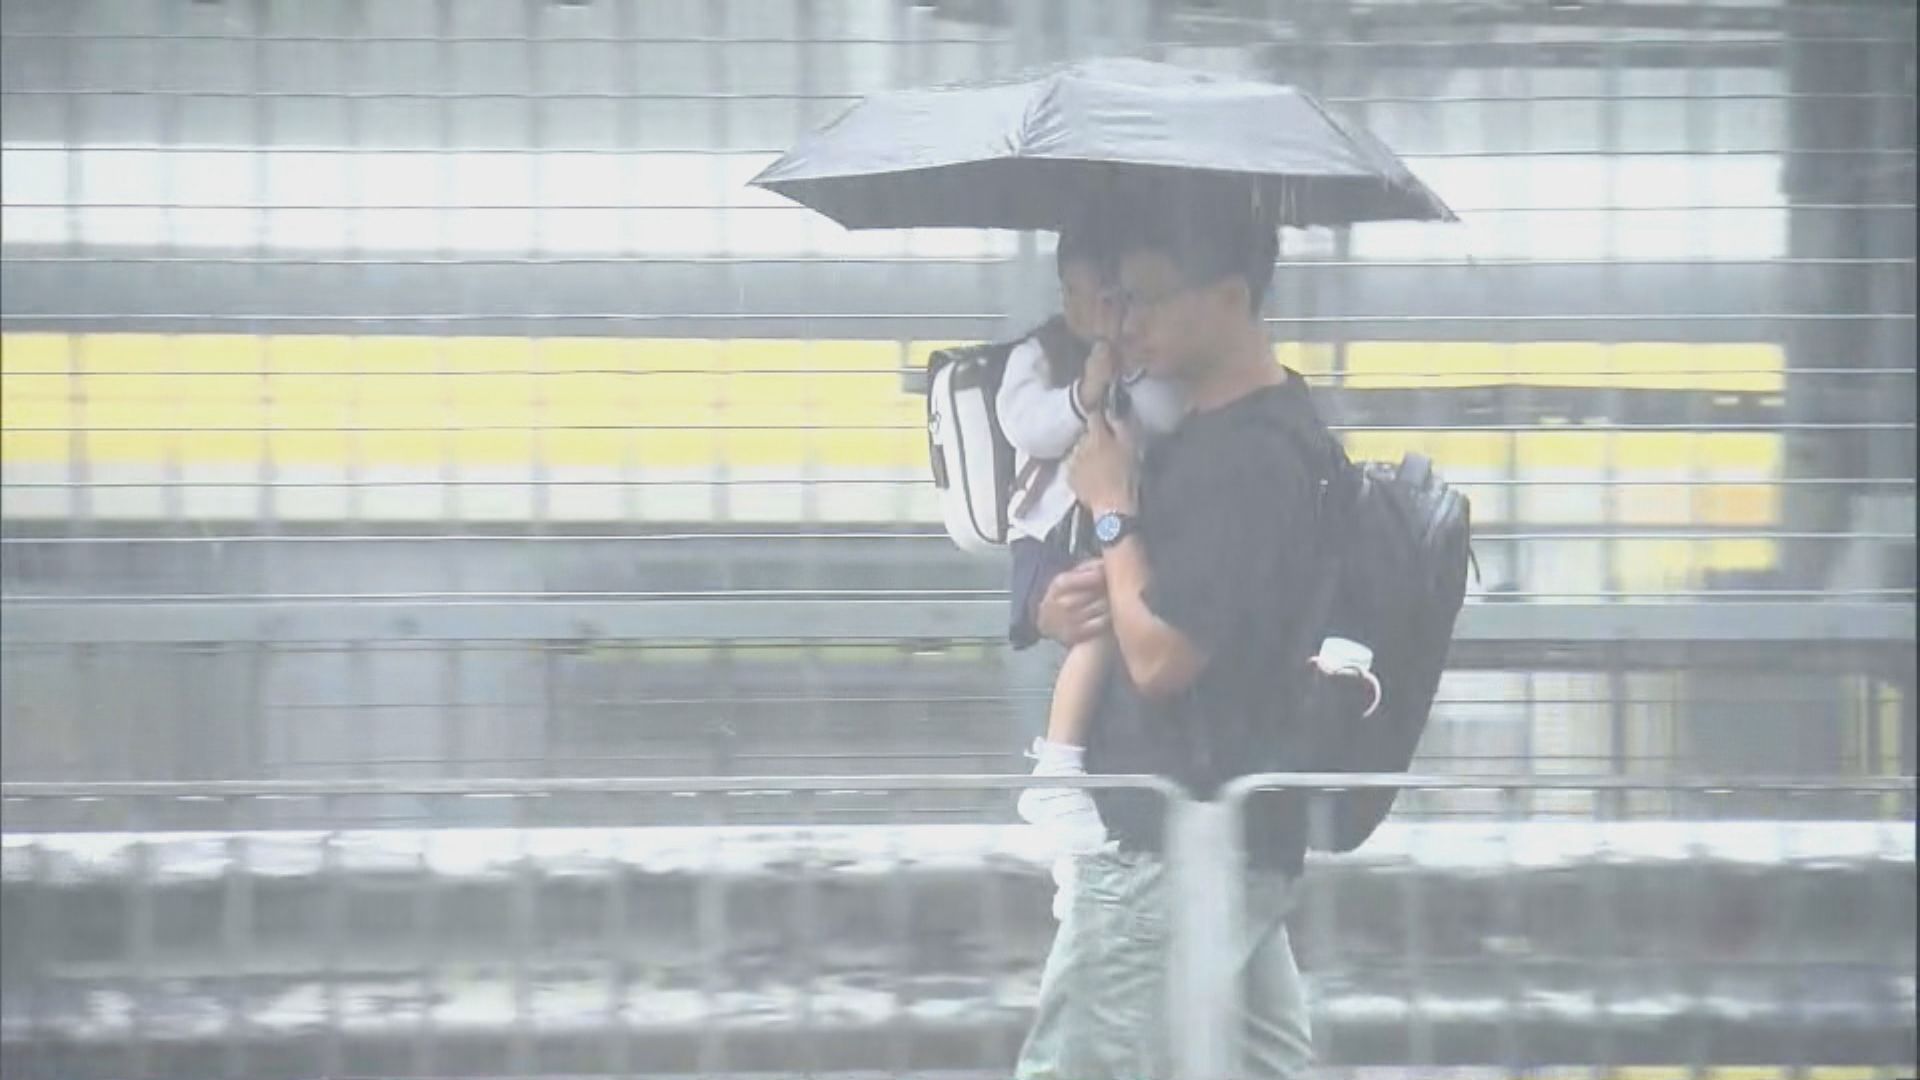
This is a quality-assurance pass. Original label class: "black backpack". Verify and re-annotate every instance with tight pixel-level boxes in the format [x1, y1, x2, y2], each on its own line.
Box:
[1272, 397, 1473, 853]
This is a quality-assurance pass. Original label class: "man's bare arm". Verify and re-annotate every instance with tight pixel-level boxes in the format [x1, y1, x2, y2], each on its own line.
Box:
[1097, 533, 1209, 699]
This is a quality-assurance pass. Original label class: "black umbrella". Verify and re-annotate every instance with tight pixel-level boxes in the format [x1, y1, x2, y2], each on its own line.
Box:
[750, 56, 1456, 231]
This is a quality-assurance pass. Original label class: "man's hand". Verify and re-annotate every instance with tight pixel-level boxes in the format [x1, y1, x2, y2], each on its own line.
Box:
[1034, 560, 1110, 646]
[1067, 409, 1137, 517]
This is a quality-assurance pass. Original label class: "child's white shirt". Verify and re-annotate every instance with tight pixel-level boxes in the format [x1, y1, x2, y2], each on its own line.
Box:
[995, 336, 1187, 543]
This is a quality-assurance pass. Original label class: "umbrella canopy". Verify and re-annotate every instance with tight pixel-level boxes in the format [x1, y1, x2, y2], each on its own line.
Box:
[750, 56, 1456, 231]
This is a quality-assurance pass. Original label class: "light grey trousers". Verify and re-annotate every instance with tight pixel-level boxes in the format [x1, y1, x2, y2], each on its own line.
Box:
[1015, 847, 1313, 1079]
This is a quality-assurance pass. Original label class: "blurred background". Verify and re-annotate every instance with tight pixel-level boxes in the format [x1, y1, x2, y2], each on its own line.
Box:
[0, 1, 1914, 1077]
[2, 0, 1913, 802]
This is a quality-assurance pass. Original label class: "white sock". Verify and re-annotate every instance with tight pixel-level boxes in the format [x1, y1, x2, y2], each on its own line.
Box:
[1030, 738, 1088, 776]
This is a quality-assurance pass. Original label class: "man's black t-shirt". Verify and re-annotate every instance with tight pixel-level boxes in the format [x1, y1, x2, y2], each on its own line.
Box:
[1086, 371, 1325, 875]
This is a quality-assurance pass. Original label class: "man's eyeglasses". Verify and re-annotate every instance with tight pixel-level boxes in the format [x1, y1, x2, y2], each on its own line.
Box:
[1105, 281, 1194, 317]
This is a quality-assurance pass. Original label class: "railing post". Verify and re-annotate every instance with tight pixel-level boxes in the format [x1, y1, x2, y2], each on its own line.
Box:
[1165, 796, 1245, 1080]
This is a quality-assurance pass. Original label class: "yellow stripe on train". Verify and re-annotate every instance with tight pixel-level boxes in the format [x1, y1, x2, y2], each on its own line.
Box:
[2, 333, 1785, 474]
[0, 333, 1789, 584]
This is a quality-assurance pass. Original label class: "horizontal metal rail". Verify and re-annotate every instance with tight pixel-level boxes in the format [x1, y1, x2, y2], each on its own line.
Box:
[7, 422, 1912, 435]
[0, 773, 1177, 799]
[3, 529, 1904, 544]
[4, 772, 1913, 801]
[3, 206, 1915, 220]
[1, 32, 1909, 47]
[2, 143, 1911, 157]
[5, 477, 1910, 491]
[5, 588, 1914, 605]
[8, 367, 1910, 380]
[0, 599, 1909, 645]
[6, 88, 1916, 103]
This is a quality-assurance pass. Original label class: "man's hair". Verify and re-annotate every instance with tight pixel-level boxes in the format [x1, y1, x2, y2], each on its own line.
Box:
[1102, 191, 1279, 313]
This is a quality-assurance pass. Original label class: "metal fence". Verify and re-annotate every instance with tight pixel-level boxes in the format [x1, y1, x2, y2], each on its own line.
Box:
[1, 604, 1914, 809]
[1, 4, 1914, 1078]
[2, 774, 1914, 1079]
[2, 0, 1915, 786]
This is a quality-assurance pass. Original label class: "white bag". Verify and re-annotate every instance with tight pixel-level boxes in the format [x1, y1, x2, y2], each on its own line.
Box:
[926, 342, 1016, 555]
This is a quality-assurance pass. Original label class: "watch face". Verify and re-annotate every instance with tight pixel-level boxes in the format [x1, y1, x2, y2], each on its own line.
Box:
[1095, 513, 1124, 544]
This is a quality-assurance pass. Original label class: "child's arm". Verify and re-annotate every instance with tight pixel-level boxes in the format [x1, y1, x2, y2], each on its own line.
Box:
[997, 338, 1107, 460]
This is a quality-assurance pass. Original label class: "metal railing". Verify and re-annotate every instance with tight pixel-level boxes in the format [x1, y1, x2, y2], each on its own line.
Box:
[0, 600, 1911, 789]
[4, 0, 1914, 752]
[1, 773, 1913, 1079]
[1201, 773, 1918, 1078]
[1, 5, 1915, 1074]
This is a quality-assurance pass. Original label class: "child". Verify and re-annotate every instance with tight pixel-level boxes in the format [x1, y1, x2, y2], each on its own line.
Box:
[997, 222, 1186, 857]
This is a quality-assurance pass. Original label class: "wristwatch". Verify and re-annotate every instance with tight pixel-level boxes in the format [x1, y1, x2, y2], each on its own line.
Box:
[1092, 511, 1138, 550]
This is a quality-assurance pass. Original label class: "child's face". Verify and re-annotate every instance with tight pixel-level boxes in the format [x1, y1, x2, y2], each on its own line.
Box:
[1059, 260, 1118, 347]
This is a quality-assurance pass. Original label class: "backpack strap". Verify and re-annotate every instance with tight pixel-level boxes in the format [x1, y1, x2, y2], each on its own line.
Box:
[1295, 531, 1344, 654]
[1268, 375, 1351, 704]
